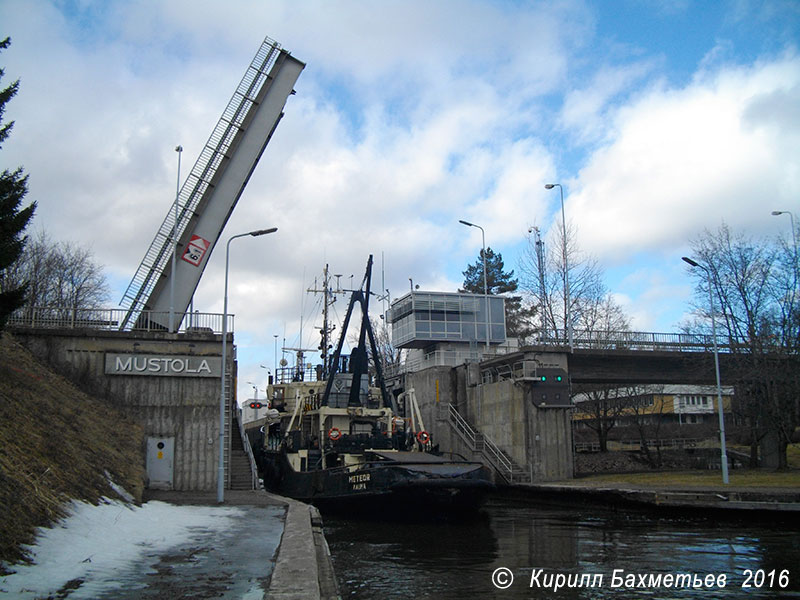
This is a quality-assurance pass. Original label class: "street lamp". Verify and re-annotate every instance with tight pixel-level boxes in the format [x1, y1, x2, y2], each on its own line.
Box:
[771, 210, 798, 258]
[459, 219, 491, 352]
[544, 183, 572, 351]
[772, 210, 799, 307]
[169, 145, 183, 333]
[682, 256, 729, 485]
[218, 227, 277, 503]
[273, 334, 279, 383]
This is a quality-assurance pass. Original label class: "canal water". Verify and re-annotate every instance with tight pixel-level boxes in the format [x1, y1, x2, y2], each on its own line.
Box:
[324, 493, 800, 599]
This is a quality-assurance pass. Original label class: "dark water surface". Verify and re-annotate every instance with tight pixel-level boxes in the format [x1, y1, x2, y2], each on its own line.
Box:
[323, 493, 800, 599]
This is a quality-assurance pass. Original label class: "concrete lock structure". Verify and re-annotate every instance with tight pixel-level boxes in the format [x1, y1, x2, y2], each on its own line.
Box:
[388, 290, 573, 484]
[12, 327, 237, 491]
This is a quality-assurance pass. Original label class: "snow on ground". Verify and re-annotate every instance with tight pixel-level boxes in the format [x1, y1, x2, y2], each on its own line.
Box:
[0, 498, 251, 599]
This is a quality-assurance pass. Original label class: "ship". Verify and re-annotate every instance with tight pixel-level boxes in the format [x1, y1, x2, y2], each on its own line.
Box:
[253, 256, 493, 513]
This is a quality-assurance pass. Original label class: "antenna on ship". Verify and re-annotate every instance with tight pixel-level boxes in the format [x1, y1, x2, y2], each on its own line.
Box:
[308, 264, 347, 379]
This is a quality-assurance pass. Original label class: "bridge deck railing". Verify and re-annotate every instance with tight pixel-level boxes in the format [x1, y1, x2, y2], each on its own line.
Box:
[568, 330, 722, 352]
[7, 307, 231, 335]
[386, 330, 737, 376]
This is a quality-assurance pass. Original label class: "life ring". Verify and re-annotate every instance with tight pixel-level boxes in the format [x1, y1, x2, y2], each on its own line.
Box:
[416, 430, 431, 444]
[328, 427, 342, 441]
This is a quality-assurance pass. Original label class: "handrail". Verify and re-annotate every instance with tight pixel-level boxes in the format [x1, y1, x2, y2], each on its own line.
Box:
[235, 407, 259, 489]
[387, 329, 751, 376]
[447, 404, 518, 483]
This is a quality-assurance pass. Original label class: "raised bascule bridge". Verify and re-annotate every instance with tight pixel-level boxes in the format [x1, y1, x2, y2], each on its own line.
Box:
[9, 35, 304, 494]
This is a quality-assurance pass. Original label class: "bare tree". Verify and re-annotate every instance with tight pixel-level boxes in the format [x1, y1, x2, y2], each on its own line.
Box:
[573, 384, 631, 451]
[519, 221, 629, 343]
[2, 230, 109, 318]
[684, 223, 800, 469]
[625, 386, 667, 468]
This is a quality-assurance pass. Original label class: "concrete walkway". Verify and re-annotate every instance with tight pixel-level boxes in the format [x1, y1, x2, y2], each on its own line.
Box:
[516, 479, 800, 516]
[143, 489, 340, 599]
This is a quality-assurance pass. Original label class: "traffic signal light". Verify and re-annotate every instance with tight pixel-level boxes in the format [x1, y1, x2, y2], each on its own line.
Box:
[531, 373, 563, 383]
[249, 401, 264, 409]
[529, 369, 569, 407]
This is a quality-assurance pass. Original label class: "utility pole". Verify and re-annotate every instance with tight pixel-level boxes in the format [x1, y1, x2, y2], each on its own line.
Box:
[532, 226, 548, 341]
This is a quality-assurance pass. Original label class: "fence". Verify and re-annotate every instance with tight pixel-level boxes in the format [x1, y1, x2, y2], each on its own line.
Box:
[387, 329, 739, 376]
[7, 307, 232, 335]
[575, 438, 704, 453]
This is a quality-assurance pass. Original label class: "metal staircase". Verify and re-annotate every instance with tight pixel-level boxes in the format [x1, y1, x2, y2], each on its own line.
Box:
[119, 37, 287, 330]
[231, 401, 259, 490]
[447, 404, 531, 484]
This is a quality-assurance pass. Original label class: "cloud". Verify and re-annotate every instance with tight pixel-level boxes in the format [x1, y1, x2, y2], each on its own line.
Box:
[3, 0, 798, 400]
[559, 60, 656, 144]
[568, 51, 800, 263]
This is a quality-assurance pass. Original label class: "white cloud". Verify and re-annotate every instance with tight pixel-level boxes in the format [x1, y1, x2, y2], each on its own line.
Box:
[568, 51, 800, 264]
[2, 0, 799, 399]
[559, 60, 656, 144]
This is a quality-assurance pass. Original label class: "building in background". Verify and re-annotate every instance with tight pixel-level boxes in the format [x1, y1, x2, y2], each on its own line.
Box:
[389, 291, 515, 373]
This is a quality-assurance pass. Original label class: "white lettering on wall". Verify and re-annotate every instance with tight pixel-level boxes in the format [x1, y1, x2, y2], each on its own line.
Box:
[105, 354, 220, 377]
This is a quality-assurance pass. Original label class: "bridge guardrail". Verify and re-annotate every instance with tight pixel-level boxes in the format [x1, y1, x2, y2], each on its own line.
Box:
[7, 308, 232, 334]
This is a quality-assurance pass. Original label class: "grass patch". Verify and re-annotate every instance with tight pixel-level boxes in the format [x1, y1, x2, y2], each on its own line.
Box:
[573, 469, 800, 489]
[787, 444, 800, 469]
[0, 332, 144, 570]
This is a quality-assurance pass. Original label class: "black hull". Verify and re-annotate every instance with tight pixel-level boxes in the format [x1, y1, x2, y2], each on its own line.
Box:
[257, 450, 494, 514]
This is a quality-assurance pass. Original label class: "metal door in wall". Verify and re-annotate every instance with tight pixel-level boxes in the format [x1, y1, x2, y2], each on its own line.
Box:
[146, 437, 175, 490]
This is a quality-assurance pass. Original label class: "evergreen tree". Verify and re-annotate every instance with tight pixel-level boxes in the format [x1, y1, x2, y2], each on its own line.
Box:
[460, 247, 535, 339]
[461, 247, 517, 295]
[0, 37, 36, 329]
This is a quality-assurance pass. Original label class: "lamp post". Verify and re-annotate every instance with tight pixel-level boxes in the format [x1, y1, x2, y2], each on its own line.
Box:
[771, 210, 798, 255]
[544, 183, 572, 350]
[273, 334, 279, 383]
[459, 219, 491, 352]
[169, 145, 183, 332]
[772, 210, 799, 310]
[682, 256, 729, 484]
[218, 227, 277, 503]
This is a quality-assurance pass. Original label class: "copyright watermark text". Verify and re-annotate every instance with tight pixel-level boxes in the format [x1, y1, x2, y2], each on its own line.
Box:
[490, 568, 791, 592]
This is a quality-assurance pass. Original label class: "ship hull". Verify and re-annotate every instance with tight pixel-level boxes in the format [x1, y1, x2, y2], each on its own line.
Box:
[257, 449, 494, 514]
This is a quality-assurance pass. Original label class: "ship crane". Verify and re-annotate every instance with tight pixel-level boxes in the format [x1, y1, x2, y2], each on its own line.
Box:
[119, 36, 304, 331]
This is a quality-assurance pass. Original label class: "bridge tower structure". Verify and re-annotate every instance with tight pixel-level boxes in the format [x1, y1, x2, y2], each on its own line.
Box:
[120, 36, 304, 331]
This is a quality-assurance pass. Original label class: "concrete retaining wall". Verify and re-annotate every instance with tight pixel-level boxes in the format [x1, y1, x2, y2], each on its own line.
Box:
[11, 328, 232, 491]
[401, 358, 573, 482]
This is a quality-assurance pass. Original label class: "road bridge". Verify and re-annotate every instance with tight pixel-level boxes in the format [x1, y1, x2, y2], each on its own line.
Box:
[568, 347, 737, 385]
[478, 345, 740, 387]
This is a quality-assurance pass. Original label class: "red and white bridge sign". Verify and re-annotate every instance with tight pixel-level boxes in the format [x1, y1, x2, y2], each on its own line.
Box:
[182, 235, 210, 267]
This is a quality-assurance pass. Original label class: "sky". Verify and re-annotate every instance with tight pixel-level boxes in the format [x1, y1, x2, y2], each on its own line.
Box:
[1, 0, 799, 402]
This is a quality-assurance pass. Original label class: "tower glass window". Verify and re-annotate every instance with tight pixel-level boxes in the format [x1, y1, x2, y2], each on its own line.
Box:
[389, 291, 506, 349]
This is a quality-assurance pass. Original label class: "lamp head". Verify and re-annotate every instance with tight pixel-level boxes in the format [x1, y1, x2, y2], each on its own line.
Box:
[682, 256, 700, 268]
[459, 219, 473, 227]
[250, 227, 278, 237]
[544, 184, 555, 190]
[771, 210, 785, 216]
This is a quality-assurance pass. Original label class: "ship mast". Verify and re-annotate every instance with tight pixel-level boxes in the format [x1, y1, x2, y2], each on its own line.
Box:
[308, 264, 345, 379]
